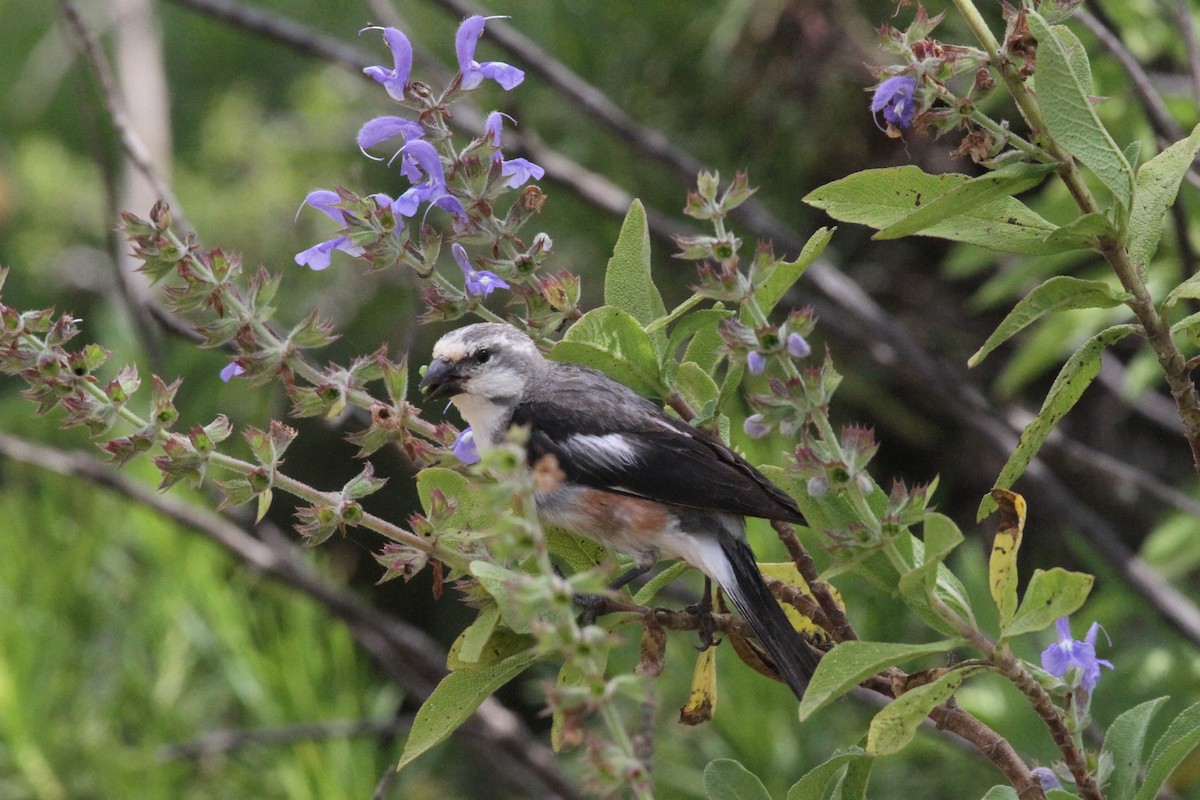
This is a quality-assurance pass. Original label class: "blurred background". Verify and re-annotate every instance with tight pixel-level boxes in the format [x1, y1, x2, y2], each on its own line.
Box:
[1, 0, 1198, 798]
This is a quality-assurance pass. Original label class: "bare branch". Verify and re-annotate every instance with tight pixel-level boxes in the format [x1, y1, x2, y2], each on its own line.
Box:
[59, 1, 185, 224]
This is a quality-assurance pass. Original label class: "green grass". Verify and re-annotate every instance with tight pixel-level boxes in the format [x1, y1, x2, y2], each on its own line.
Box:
[0, 463, 409, 800]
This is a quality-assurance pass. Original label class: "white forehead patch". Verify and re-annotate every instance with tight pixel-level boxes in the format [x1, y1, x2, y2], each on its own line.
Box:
[432, 328, 474, 362]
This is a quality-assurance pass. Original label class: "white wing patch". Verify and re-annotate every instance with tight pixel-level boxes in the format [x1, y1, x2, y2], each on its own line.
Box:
[564, 433, 643, 470]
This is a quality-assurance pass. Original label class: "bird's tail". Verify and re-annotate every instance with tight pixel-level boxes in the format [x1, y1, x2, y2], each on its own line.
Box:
[716, 529, 820, 701]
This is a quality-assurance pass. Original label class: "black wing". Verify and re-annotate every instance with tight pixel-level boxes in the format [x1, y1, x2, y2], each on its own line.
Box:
[511, 363, 805, 523]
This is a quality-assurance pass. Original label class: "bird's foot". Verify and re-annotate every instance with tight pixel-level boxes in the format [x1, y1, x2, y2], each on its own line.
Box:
[684, 579, 719, 651]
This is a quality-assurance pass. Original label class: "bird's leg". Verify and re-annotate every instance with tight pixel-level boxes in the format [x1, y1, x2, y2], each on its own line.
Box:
[683, 577, 718, 651]
[574, 560, 655, 626]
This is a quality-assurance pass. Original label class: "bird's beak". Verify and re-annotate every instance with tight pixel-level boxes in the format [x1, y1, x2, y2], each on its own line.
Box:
[420, 356, 465, 402]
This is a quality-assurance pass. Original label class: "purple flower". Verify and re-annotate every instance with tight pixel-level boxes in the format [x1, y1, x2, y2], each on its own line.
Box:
[453, 243, 509, 297]
[485, 111, 506, 150]
[295, 237, 360, 270]
[746, 350, 767, 375]
[871, 75, 918, 129]
[219, 362, 245, 382]
[294, 190, 365, 270]
[358, 116, 424, 155]
[786, 332, 812, 359]
[500, 157, 544, 188]
[743, 414, 770, 439]
[1041, 617, 1113, 691]
[297, 189, 347, 225]
[363, 27, 413, 101]
[455, 16, 524, 91]
[388, 141, 469, 226]
[452, 427, 480, 464]
[1030, 768, 1061, 792]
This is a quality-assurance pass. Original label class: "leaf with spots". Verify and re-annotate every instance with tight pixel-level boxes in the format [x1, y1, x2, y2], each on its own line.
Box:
[978, 324, 1137, 519]
[797, 639, 965, 721]
[1002, 567, 1094, 638]
[867, 665, 986, 756]
[873, 161, 1057, 241]
[988, 489, 1026, 629]
[803, 166, 1078, 255]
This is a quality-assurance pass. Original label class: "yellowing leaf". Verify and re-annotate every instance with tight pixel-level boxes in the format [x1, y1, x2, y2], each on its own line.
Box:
[679, 645, 718, 725]
[759, 562, 842, 640]
[988, 489, 1026, 629]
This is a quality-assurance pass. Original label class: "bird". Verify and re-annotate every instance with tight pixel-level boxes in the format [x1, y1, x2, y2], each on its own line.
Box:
[419, 322, 820, 700]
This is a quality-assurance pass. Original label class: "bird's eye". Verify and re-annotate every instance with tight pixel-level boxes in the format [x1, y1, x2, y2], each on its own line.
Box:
[476, 348, 492, 364]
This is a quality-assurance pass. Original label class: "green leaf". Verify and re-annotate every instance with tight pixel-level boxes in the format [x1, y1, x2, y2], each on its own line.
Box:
[674, 361, 721, 421]
[446, 612, 536, 671]
[416, 467, 491, 529]
[786, 748, 870, 800]
[979, 788, 1019, 800]
[470, 561, 557, 635]
[684, 310, 731, 374]
[454, 603, 500, 665]
[867, 666, 985, 756]
[1104, 697, 1169, 800]
[1042, 212, 1116, 251]
[396, 647, 540, 771]
[831, 750, 872, 800]
[1027, 11, 1134, 211]
[804, 166, 1076, 255]
[545, 528, 607, 574]
[900, 513, 965, 595]
[874, 162, 1058, 240]
[756, 227, 834, 315]
[797, 639, 964, 721]
[1051, 24, 1094, 97]
[1163, 271, 1200, 311]
[897, 515, 971, 636]
[1129, 124, 1200, 277]
[666, 307, 733, 364]
[632, 561, 691, 606]
[979, 324, 1138, 519]
[704, 758, 774, 800]
[1134, 701, 1200, 800]
[604, 200, 667, 357]
[968, 276, 1131, 367]
[1002, 567, 1094, 638]
[553, 306, 667, 398]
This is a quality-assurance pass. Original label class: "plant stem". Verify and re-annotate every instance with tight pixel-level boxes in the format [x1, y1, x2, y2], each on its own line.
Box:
[952, 0, 1200, 474]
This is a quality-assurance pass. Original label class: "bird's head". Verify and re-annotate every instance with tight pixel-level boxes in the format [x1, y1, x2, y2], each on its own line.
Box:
[420, 323, 543, 407]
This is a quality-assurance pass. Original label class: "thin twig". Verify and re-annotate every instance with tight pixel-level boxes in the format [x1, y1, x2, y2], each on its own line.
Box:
[59, 1, 184, 226]
[1172, 0, 1200, 112]
[159, 716, 414, 760]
